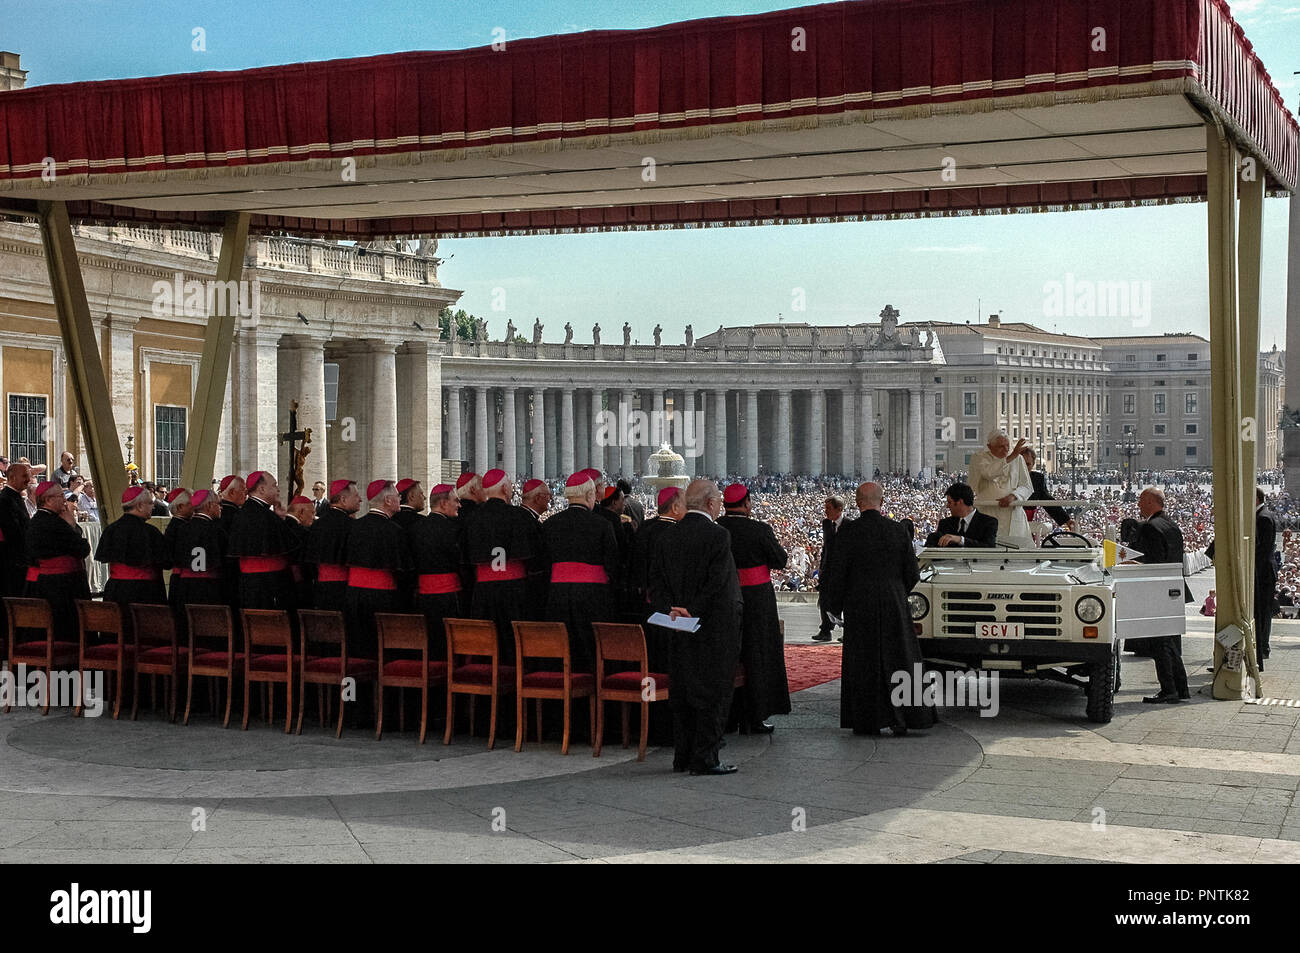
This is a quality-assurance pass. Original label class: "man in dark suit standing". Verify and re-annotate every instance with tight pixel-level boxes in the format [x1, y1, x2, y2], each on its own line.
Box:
[1255, 487, 1278, 671]
[813, 496, 848, 641]
[925, 483, 999, 548]
[0, 461, 32, 597]
[649, 478, 743, 775]
[1135, 488, 1189, 703]
[1020, 449, 1071, 527]
[821, 482, 936, 736]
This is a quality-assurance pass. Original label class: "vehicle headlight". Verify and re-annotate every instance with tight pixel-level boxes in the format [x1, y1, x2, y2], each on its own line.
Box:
[908, 593, 930, 620]
[1075, 595, 1105, 624]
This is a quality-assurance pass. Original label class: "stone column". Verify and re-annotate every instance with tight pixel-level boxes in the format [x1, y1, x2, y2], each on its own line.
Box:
[683, 389, 698, 477]
[445, 386, 463, 467]
[370, 341, 399, 478]
[810, 388, 825, 475]
[841, 389, 855, 475]
[712, 389, 729, 476]
[398, 342, 440, 485]
[921, 386, 936, 479]
[776, 390, 792, 473]
[620, 388, 635, 476]
[103, 313, 138, 461]
[590, 388, 604, 474]
[746, 390, 760, 475]
[515, 390, 529, 478]
[652, 388, 666, 450]
[295, 336, 328, 487]
[233, 326, 280, 474]
[531, 386, 546, 477]
[545, 390, 559, 479]
[502, 385, 517, 477]
[473, 385, 491, 474]
[561, 387, 575, 475]
[858, 388, 874, 478]
[908, 389, 922, 476]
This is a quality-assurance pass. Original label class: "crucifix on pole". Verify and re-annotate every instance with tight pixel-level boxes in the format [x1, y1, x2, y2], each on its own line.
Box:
[280, 399, 312, 500]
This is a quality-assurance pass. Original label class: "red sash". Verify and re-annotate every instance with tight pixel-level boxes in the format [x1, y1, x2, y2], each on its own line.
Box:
[26, 555, 82, 581]
[475, 559, 526, 582]
[418, 572, 462, 595]
[240, 555, 289, 573]
[110, 564, 160, 581]
[177, 567, 220, 579]
[737, 565, 771, 587]
[348, 567, 396, 590]
[317, 563, 348, 583]
[551, 561, 609, 584]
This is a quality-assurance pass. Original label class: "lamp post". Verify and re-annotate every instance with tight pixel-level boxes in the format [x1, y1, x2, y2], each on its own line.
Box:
[1115, 434, 1144, 500]
[1054, 436, 1093, 499]
[872, 414, 884, 478]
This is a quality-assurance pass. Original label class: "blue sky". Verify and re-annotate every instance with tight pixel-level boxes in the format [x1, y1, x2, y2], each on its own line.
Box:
[4, 0, 1298, 346]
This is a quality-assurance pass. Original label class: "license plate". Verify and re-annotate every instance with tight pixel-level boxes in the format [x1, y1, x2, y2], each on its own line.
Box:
[977, 621, 1024, 640]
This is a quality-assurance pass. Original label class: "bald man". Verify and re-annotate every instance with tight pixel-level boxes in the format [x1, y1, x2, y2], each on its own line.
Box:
[0, 461, 32, 596]
[821, 482, 935, 736]
[1134, 488, 1189, 703]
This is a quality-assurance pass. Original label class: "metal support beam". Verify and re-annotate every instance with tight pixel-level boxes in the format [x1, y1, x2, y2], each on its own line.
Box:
[181, 212, 250, 490]
[36, 201, 128, 525]
[1205, 125, 1261, 699]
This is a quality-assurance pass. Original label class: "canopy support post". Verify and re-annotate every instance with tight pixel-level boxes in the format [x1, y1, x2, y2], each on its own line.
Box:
[36, 200, 127, 525]
[181, 211, 250, 491]
[1206, 124, 1262, 699]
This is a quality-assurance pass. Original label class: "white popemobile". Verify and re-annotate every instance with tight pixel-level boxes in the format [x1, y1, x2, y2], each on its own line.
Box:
[908, 501, 1187, 723]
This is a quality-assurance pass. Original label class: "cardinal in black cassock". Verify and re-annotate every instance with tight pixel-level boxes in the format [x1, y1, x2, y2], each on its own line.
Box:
[820, 483, 936, 736]
[344, 480, 413, 659]
[217, 474, 245, 606]
[407, 483, 464, 659]
[0, 465, 33, 597]
[597, 485, 635, 612]
[542, 472, 619, 672]
[632, 487, 684, 675]
[170, 490, 228, 610]
[24, 481, 91, 639]
[300, 479, 358, 613]
[454, 471, 483, 600]
[161, 488, 192, 615]
[463, 469, 538, 660]
[284, 496, 317, 611]
[648, 481, 743, 775]
[718, 483, 791, 731]
[96, 485, 169, 610]
[226, 471, 297, 611]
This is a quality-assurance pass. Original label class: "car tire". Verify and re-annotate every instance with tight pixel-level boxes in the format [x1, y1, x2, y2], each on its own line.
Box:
[1085, 643, 1118, 724]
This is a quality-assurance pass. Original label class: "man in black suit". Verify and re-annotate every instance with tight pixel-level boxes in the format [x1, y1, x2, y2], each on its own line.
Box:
[649, 478, 743, 776]
[1021, 449, 1071, 528]
[0, 461, 32, 596]
[813, 495, 848, 641]
[1135, 488, 1189, 703]
[925, 483, 998, 548]
[1255, 487, 1278, 670]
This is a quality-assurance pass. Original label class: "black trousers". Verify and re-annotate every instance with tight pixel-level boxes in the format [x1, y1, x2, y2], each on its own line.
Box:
[671, 696, 730, 772]
[1151, 635, 1187, 697]
[1255, 609, 1271, 667]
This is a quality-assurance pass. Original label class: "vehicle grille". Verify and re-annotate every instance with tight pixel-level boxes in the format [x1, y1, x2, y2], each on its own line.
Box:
[939, 589, 1064, 637]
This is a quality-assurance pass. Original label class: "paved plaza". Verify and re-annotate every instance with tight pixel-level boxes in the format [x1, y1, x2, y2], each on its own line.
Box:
[2, 577, 1298, 865]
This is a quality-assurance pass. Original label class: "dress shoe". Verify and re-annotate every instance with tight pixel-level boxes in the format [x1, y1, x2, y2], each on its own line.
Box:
[890, 725, 909, 737]
[1178, 691, 1191, 700]
[689, 763, 738, 776]
[811, 632, 832, 642]
[748, 721, 775, 734]
[1142, 692, 1182, 704]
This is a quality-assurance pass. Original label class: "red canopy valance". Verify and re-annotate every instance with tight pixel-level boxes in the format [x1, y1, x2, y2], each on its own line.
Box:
[0, 0, 1294, 238]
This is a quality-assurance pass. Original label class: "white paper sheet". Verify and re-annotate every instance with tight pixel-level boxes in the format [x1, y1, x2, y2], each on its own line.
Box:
[647, 612, 701, 633]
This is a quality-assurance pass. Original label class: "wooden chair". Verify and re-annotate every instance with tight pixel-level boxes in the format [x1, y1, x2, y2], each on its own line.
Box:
[592, 622, 671, 761]
[376, 613, 448, 744]
[75, 600, 134, 719]
[297, 609, 378, 738]
[512, 621, 595, 755]
[241, 609, 296, 733]
[184, 604, 242, 727]
[129, 603, 185, 722]
[5, 597, 78, 715]
[443, 618, 515, 750]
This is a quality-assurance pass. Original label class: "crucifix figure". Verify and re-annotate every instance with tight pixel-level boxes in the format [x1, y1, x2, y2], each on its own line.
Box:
[280, 400, 312, 500]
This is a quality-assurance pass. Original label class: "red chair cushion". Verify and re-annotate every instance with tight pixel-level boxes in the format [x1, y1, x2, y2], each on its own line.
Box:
[382, 659, 449, 681]
[601, 670, 669, 693]
[452, 663, 516, 686]
[192, 650, 245, 668]
[12, 641, 79, 665]
[303, 656, 378, 677]
[521, 671, 595, 691]
[247, 653, 297, 673]
[82, 643, 136, 662]
[138, 645, 189, 664]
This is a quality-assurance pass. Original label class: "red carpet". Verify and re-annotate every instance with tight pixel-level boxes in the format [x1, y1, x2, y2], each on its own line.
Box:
[784, 644, 843, 693]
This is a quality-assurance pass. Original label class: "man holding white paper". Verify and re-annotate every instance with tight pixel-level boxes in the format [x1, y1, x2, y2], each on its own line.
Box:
[649, 479, 743, 776]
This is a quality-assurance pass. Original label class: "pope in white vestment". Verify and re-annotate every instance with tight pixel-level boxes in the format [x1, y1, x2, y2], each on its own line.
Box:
[968, 430, 1034, 543]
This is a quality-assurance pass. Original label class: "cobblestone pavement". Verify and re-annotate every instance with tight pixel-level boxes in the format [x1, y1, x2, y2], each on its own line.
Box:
[2, 592, 1297, 864]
